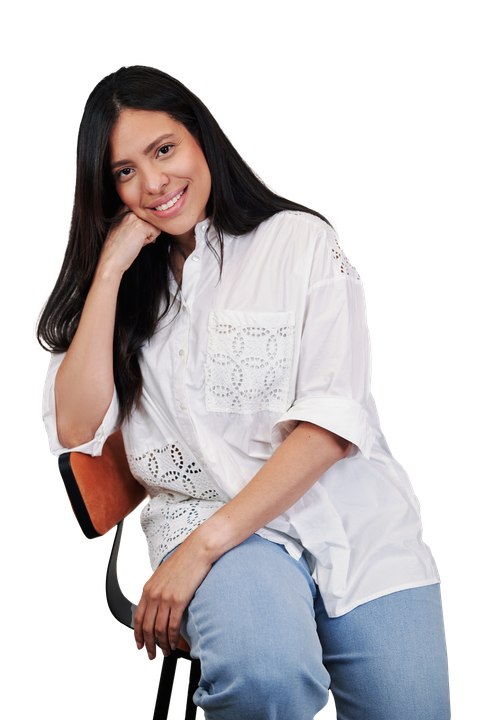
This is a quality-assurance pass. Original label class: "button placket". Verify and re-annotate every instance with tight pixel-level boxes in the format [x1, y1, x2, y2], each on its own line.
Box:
[172, 220, 214, 469]
[172, 298, 189, 415]
[181, 225, 205, 303]
[171, 265, 204, 463]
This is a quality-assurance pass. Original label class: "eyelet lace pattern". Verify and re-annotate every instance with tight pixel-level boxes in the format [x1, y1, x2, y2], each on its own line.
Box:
[128, 443, 224, 568]
[205, 314, 295, 414]
[331, 235, 361, 280]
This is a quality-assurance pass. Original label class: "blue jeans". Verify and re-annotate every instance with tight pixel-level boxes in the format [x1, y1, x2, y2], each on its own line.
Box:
[173, 534, 450, 720]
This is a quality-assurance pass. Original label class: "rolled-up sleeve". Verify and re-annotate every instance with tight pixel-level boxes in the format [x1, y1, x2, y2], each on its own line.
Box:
[272, 224, 375, 458]
[42, 351, 120, 457]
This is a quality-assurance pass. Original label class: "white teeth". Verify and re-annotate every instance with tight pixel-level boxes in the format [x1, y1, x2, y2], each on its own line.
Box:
[155, 188, 185, 211]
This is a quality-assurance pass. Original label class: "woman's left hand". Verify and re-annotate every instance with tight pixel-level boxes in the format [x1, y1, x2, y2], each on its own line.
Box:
[134, 530, 213, 660]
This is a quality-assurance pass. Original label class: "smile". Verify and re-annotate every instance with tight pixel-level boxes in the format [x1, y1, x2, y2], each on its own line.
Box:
[154, 188, 186, 211]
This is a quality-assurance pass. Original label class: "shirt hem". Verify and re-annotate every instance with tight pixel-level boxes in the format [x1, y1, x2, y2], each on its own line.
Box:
[325, 577, 441, 618]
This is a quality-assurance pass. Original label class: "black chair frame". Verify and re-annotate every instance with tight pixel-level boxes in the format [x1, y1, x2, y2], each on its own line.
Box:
[59, 447, 201, 720]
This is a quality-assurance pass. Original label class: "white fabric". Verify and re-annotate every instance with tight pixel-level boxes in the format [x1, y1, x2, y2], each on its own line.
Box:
[43, 211, 439, 617]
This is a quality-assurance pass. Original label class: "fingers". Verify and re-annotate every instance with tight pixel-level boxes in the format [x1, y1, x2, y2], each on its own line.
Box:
[133, 597, 146, 652]
[133, 535, 213, 662]
[134, 596, 161, 660]
[134, 589, 185, 660]
[99, 211, 160, 276]
[166, 608, 183, 653]
[145, 601, 170, 660]
[134, 593, 163, 660]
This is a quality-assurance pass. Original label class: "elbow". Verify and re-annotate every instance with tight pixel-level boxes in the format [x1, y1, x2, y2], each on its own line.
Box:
[326, 431, 352, 462]
[55, 381, 101, 449]
[299, 422, 352, 462]
[57, 422, 96, 450]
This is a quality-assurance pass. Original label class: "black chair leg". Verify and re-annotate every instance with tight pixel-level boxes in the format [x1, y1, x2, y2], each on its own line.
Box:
[185, 659, 201, 720]
[153, 653, 178, 720]
[153, 652, 200, 720]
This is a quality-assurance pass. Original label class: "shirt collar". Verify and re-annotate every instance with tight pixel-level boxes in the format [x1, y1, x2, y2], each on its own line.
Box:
[194, 217, 236, 251]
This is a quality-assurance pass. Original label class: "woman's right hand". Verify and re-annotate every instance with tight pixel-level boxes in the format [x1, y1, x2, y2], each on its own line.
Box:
[96, 206, 161, 278]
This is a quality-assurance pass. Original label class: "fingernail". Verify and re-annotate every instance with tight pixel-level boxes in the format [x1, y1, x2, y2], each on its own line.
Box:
[148, 652, 154, 660]
[136, 641, 142, 650]
[171, 643, 176, 651]
[162, 649, 169, 658]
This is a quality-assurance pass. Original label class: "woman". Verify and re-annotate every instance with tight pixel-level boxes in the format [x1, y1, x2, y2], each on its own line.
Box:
[39, 66, 450, 719]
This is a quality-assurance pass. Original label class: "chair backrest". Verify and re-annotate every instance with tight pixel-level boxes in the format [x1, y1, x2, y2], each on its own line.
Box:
[59, 430, 147, 538]
[58, 430, 192, 653]
[58, 430, 147, 629]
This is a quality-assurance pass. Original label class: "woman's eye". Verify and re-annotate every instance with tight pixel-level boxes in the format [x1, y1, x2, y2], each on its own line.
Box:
[114, 146, 172, 181]
[116, 167, 133, 180]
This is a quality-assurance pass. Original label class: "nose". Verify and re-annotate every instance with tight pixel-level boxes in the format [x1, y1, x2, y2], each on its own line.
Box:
[142, 165, 168, 195]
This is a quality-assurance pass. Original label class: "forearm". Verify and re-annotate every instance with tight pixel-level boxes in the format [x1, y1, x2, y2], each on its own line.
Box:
[54, 211, 162, 448]
[55, 266, 122, 448]
[193, 422, 351, 563]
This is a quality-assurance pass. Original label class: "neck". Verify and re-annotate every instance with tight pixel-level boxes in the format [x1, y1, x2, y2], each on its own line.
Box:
[173, 227, 196, 257]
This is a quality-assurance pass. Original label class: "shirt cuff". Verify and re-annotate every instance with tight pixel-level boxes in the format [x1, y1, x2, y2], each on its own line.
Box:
[44, 389, 120, 457]
[271, 396, 375, 459]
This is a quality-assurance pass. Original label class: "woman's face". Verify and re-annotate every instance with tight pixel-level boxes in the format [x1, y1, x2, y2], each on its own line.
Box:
[109, 109, 212, 249]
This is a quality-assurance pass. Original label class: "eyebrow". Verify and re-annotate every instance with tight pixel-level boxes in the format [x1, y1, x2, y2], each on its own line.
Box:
[110, 133, 177, 170]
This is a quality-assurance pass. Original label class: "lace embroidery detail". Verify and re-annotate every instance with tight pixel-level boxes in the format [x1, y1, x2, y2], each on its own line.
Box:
[139, 494, 223, 569]
[205, 312, 295, 414]
[331, 235, 361, 280]
[127, 443, 223, 568]
[128, 443, 220, 500]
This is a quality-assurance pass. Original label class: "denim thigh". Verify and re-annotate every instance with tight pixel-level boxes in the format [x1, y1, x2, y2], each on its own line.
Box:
[179, 534, 330, 720]
[315, 583, 451, 720]
[169, 535, 450, 720]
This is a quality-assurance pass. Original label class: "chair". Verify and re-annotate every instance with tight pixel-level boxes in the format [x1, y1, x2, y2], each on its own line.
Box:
[58, 430, 201, 720]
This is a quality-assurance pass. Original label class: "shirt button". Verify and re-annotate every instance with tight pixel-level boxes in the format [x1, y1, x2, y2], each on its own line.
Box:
[182, 305, 187, 312]
[201, 225, 207, 232]
[192, 256, 199, 262]
[179, 403, 185, 411]
[179, 349, 184, 356]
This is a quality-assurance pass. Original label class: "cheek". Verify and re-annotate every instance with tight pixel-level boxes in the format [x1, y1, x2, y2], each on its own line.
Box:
[116, 183, 136, 209]
[188, 146, 211, 193]
[198, 161, 212, 198]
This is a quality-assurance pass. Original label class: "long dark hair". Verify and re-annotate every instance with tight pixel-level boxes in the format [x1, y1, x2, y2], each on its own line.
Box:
[37, 65, 330, 423]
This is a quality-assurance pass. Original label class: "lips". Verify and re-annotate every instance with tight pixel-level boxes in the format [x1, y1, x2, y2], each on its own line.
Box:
[146, 185, 190, 222]
[148, 187, 187, 210]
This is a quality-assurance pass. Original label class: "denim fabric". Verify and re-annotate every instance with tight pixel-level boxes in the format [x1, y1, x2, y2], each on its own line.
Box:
[172, 535, 450, 720]
[315, 582, 450, 720]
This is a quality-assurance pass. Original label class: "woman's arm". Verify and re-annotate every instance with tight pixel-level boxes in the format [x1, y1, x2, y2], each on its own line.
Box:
[134, 421, 351, 659]
[198, 423, 351, 558]
[55, 211, 159, 448]
[54, 266, 120, 448]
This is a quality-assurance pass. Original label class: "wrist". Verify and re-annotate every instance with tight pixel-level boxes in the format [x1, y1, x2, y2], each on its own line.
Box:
[93, 260, 124, 286]
[191, 513, 238, 565]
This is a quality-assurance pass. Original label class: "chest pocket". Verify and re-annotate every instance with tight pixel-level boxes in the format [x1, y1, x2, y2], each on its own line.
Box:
[205, 310, 295, 414]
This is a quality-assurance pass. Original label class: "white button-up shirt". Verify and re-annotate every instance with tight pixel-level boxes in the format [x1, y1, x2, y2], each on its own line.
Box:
[43, 211, 439, 617]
